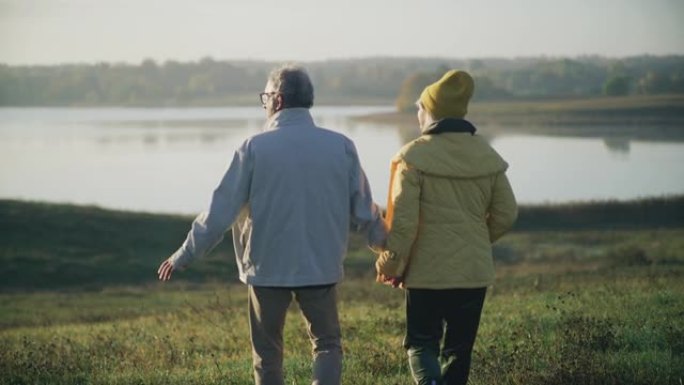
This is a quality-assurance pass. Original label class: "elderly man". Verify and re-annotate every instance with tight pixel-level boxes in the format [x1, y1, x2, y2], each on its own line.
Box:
[157, 65, 386, 385]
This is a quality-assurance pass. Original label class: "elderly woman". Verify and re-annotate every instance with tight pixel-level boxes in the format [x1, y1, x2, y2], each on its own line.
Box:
[376, 70, 518, 385]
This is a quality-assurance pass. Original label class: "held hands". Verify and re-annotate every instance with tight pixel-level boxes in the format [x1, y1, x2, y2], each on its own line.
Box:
[376, 273, 403, 288]
[374, 249, 404, 289]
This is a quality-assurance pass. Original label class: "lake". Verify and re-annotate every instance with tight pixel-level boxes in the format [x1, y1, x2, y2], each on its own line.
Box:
[1, 107, 683, 215]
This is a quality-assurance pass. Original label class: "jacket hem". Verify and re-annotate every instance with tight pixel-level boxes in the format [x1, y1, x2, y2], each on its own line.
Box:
[403, 280, 493, 289]
[240, 273, 344, 288]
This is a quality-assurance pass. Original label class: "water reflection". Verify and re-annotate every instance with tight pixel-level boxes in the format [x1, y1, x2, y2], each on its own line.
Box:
[92, 123, 255, 148]
[93, 129, 240, 147]
[1, 107, 683, 214]
[603, 138, 631, 155]
[142, 134, 158, 146]
[95, 118, 253, 129]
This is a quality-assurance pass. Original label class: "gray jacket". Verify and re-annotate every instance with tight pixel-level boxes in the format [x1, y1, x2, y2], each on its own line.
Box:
[170, 108, 386, 286]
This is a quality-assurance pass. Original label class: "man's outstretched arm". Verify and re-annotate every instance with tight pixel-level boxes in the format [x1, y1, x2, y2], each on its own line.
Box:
[157, 140, 253, 281]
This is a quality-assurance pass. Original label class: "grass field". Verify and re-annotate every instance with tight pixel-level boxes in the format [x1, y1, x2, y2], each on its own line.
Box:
[1, 199, 683, 384]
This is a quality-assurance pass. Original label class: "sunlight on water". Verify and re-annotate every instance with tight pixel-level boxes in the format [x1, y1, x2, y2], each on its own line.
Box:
[1, 107, 682, 214]
[490, 135, 684, 204]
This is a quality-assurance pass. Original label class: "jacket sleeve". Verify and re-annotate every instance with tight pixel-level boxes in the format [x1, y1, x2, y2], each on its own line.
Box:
[376, 160, 420, 278]
[347, 140, 387, 249]
[169, 140, 253, 269]
[487, 171, 518, 242]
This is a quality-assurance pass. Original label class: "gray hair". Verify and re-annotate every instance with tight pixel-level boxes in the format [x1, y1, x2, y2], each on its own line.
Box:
[267, 64, 314, 108]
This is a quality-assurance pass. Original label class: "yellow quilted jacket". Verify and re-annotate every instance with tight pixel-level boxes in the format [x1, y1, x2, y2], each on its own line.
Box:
[376, 132, 518, 289]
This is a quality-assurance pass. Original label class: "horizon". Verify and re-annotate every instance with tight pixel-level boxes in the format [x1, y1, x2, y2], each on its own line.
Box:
[1, 0, 683, 66]
[2, 53, 683, 68]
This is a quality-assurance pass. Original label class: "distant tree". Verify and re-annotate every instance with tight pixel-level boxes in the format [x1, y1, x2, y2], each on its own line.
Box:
[472, 75, 512, 101]
[141, 58, 157, 70]
[395, 72, 440, 112]
[468, 59, 485, 72]
[1, 56, 683, 106]
[526, 59, 605, 97]
[638, 71, 671, 94]
[199, 56, 215, 67]
[671, 70, 684, 93]
[603, 75, 631, 96]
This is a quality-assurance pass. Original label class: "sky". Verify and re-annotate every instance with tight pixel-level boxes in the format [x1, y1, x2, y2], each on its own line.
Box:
[1, 0, 683, 65]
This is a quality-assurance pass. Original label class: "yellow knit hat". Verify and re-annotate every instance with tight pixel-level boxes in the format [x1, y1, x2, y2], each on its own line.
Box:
[419, 70, 474, 119]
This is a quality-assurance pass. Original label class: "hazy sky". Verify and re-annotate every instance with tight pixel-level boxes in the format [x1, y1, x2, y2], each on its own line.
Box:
[1, 0, 683, 65]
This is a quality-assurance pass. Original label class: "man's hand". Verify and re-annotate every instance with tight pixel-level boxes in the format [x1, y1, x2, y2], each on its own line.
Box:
[383, 275, 402, 288]
[376, 273, 402, 288]
[157, 258, 175, 281]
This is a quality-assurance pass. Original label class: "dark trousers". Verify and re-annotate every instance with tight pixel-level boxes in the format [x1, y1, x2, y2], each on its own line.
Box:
[403, 287, 487, 385]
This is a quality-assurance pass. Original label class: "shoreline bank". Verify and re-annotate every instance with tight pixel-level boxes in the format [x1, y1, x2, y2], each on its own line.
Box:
[1, 196, 682, 291]
[354, 94, 684, 138]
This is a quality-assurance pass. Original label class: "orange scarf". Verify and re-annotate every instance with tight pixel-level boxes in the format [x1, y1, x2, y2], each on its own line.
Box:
[384, 159, 400, 230]
[377, 159, 404, 285]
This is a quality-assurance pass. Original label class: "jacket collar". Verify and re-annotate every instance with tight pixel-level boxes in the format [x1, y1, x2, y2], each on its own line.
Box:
[265, 108, 315, 130]
[423, 118, 477, 136]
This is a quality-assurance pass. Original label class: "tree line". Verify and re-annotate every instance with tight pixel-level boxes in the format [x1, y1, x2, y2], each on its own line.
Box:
[0, 56, 682, 107]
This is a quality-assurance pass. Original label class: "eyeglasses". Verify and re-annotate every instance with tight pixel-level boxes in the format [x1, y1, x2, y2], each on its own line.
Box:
[259, 92, 279, 105]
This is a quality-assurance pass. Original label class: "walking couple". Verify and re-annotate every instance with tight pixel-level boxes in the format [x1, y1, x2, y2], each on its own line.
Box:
[157, 64, 518, 385]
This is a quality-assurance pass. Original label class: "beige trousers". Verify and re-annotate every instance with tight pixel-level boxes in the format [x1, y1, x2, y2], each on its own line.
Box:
[248, 284, 342, 385]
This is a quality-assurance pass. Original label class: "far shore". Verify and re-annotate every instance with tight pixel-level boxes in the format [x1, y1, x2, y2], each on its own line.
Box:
[353, 94, 684, 139]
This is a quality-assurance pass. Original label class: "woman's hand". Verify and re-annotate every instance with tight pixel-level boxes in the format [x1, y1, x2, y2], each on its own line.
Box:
[375, 250, 406, 277]
[375, 250, 405, 288]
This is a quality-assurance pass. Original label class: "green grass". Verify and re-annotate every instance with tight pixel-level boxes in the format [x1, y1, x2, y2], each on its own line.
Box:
[1, 269, 682, 384]
[2, 197, 682, 292]
[1, 199, 683, 384]
[0, 200, 236, 291]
